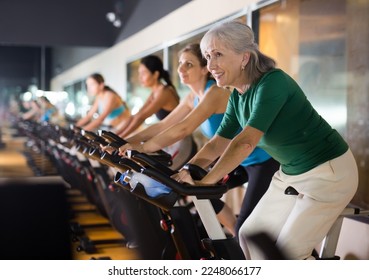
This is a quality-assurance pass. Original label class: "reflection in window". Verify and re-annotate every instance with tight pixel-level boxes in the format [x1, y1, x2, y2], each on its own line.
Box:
[258, 0, 347, 136]
[63, 79, 88, 120]
[257, 0, 369, 208]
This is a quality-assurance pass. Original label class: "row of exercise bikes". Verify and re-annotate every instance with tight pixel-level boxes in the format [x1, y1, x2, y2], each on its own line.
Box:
[16, 119, 369, 260]
[17, 119, 249, 260]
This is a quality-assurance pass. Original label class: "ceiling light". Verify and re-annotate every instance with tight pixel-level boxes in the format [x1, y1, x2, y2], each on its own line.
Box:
[106, 12, 116, 23]
[113, 19, 121, 28]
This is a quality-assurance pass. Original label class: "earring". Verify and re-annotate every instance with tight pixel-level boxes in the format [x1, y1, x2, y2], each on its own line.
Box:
[241, 65, 245, 71]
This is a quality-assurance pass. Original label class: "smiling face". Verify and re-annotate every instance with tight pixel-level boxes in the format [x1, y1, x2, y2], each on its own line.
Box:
[177, 51, 208, 86]
[203, 38, 248, 91]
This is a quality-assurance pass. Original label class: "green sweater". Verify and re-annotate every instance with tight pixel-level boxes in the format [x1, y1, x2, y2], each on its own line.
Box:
[216, 69, 348, 175]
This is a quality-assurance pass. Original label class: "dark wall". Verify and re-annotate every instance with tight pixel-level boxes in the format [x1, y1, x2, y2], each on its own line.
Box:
[0, 46, 51, 95]
[51, 46, 107, 77]
[0, 177, 72, 260]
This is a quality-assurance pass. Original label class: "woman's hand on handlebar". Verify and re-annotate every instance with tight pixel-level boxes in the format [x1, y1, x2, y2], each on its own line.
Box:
[100, 144, 116, 155]
[171, 169, 194, 185]
[171, 171, 214, 187]
[118, 142, 144, 156]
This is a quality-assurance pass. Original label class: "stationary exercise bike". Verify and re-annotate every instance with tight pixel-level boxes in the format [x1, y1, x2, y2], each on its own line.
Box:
[282, 186, 369, 260]
[71, 127, 179, 259]
[102, 139, 246, 259]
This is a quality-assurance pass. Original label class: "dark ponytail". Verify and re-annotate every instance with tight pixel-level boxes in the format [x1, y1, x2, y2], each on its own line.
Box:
[140, 55, 174, 87]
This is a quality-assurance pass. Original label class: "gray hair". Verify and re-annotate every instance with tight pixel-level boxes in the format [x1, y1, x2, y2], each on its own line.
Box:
[200, 20, 275, 85]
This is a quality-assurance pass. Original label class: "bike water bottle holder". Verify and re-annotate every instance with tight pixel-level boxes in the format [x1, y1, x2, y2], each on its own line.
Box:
[113, 171, 179, 211]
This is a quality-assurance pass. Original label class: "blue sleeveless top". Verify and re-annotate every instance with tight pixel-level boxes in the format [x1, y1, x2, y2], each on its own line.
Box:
[40, 107, 57, 122]
[194, 80, 223, 139]
[194, 80, 271, 167]
[98, 103, 126, 123]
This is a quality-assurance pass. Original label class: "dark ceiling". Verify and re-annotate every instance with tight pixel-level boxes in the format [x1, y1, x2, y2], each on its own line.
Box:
[0, 0, 192, 94]
[0, 0, 193, 48]
[0, 0, 139, 47]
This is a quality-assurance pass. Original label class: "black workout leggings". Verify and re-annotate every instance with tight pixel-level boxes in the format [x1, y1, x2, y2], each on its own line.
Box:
[211, 157, 280, 237]
[235, 157, 280, 236]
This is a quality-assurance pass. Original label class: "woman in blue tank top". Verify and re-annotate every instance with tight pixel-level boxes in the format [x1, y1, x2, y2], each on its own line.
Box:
[76, 73, 130, 131]
[38, 96, 62, 124]
[114, 44, 279, 237]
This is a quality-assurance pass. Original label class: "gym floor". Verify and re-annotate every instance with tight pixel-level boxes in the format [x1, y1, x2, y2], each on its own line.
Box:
[0, 125, 141, 260]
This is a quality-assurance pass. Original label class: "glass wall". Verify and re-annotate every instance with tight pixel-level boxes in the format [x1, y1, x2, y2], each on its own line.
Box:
[63, 78, 89, 120]
[258, 0, 346, 135]
[257, 0, 369, 208]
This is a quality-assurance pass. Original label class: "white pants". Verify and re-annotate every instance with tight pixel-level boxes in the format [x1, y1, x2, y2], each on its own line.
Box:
[239, 149, 358, 259]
